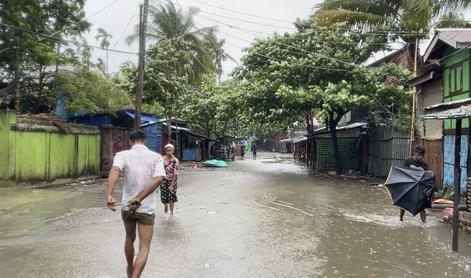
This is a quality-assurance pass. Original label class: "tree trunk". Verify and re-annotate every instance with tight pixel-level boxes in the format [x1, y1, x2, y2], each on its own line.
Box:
[306, 112, 314, 133]
[329, 121, 343, 174]
[328, 112, 344, 174]
[13, 71, 20, 113]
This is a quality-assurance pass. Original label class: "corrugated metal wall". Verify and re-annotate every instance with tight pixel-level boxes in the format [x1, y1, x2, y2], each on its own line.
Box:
[0, 111, 101, 182]
[443, 135, 468, 191]
[368, 127, 410, 177]
[142, 123, 163, 154]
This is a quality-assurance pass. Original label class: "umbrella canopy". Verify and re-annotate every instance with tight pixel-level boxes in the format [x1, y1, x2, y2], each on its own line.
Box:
[203, 160, 228, 168]
[384, 166, 435, 216]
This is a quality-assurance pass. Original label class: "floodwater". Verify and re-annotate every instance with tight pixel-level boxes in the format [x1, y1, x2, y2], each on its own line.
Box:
[1, 153, 471, 277]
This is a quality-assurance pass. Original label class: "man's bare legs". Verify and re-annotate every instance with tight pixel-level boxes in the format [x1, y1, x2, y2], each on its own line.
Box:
[419, 210, 426, 223]
[399, 208, 405, 222]
[131, 223, 154, 278]
[123, 220, 137, 278]
[399, 208, 426, 223]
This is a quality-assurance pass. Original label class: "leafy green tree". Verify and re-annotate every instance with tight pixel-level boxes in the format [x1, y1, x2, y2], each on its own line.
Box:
[182, 75, 246, 138]
[143, 40, 190, 140]
[0, 0, 90, 112]
[56, 67, 132, 113]
[237, 21, 411, 173]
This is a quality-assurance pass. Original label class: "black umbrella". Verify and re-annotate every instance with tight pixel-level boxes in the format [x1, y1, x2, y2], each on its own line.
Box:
[384, 166, 435, 216]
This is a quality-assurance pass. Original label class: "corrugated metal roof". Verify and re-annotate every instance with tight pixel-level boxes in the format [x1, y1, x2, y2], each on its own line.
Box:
[423, 29, 471, 62]
[422, 98, 471, 119]
[422, 105, 471, 119]
[124, 111, 161, 124]
[313, 122, 368, 133]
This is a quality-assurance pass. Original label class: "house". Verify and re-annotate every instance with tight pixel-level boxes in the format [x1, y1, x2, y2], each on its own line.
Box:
[412, 28, 471, 190]
[151, 119, 216, 161]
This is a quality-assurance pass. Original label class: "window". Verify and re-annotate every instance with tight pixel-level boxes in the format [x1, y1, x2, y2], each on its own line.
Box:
[449, 62, 464, 95]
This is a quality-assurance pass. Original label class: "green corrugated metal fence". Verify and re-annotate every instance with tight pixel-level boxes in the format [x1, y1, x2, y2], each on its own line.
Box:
[0, 111, 100, 183]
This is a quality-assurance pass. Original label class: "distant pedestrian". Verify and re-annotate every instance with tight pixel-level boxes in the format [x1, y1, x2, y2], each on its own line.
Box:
[240, 144, 245, 160]
[161, 144, 179, 217]
[400, 145, 428, 223]
[251, 144, 257, 159]
[106, 130, 165, 278]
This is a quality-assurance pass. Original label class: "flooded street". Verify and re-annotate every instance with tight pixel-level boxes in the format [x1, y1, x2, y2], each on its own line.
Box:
[1, 154, 471, 277]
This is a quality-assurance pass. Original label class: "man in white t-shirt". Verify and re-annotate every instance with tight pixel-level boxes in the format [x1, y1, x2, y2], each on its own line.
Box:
[106, 130, 165, 278]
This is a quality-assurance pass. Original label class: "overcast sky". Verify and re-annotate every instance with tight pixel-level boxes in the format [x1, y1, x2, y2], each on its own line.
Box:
[84, 0, 321, 79]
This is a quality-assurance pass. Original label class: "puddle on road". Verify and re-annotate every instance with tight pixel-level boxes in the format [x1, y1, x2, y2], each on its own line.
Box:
[1, 155, 471, 277]
[0, 187, 107, 238]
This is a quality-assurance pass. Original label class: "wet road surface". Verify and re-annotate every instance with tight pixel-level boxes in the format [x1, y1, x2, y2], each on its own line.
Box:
[1, 154, 471, 277]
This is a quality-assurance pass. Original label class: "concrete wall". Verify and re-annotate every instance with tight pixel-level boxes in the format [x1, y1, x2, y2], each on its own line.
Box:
[0, 111, 100, 182]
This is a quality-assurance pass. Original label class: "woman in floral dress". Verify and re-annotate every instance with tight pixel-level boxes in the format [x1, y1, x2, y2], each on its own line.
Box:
[161, 144, 179, 216]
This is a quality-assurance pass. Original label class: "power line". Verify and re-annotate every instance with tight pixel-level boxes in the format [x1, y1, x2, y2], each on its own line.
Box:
[175, 0, 423, 37]
[0, 23, 138, 55]
[50, 0, 122, 38]
[197, 10, 296, 30]
[191, 0, 294, 24]
[195, 13, 420, 46]
[113, 7, 139, 48]
[194, 15, 401, 63]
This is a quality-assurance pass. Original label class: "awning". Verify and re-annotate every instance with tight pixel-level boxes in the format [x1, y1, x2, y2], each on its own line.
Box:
[422, 98, 471, 120]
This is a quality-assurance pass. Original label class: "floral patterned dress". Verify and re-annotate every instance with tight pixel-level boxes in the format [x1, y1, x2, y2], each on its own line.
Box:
[160, 158, 178, 204]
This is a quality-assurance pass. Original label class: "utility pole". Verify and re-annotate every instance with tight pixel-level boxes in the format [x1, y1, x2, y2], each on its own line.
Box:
[134, 0, 149, 130]
[410, 37, 420, 153]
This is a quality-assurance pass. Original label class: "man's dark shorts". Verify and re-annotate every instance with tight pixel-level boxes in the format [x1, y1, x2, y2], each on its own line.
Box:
[121, 210, 155, 225]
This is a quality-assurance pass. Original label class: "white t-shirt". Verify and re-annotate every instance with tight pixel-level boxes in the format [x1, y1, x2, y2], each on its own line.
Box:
[112, 144, 166, 214]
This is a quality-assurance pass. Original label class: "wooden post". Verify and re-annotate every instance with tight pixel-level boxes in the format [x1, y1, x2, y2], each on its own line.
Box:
[134, 0, 149, 130]
[452, 118, 462, 252]
[410, 37, 420, 154]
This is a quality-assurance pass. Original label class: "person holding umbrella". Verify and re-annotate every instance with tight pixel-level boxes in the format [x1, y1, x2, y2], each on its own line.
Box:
[400, 145, 429, 223]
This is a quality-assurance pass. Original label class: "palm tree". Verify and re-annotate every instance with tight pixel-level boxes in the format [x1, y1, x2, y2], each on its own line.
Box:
[315, 0, 471, 64]
[203, 28, 236, 84]
[127, 0, 213, 85]
[95, 28, 112, 75]
[127, 1, 215, 142]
